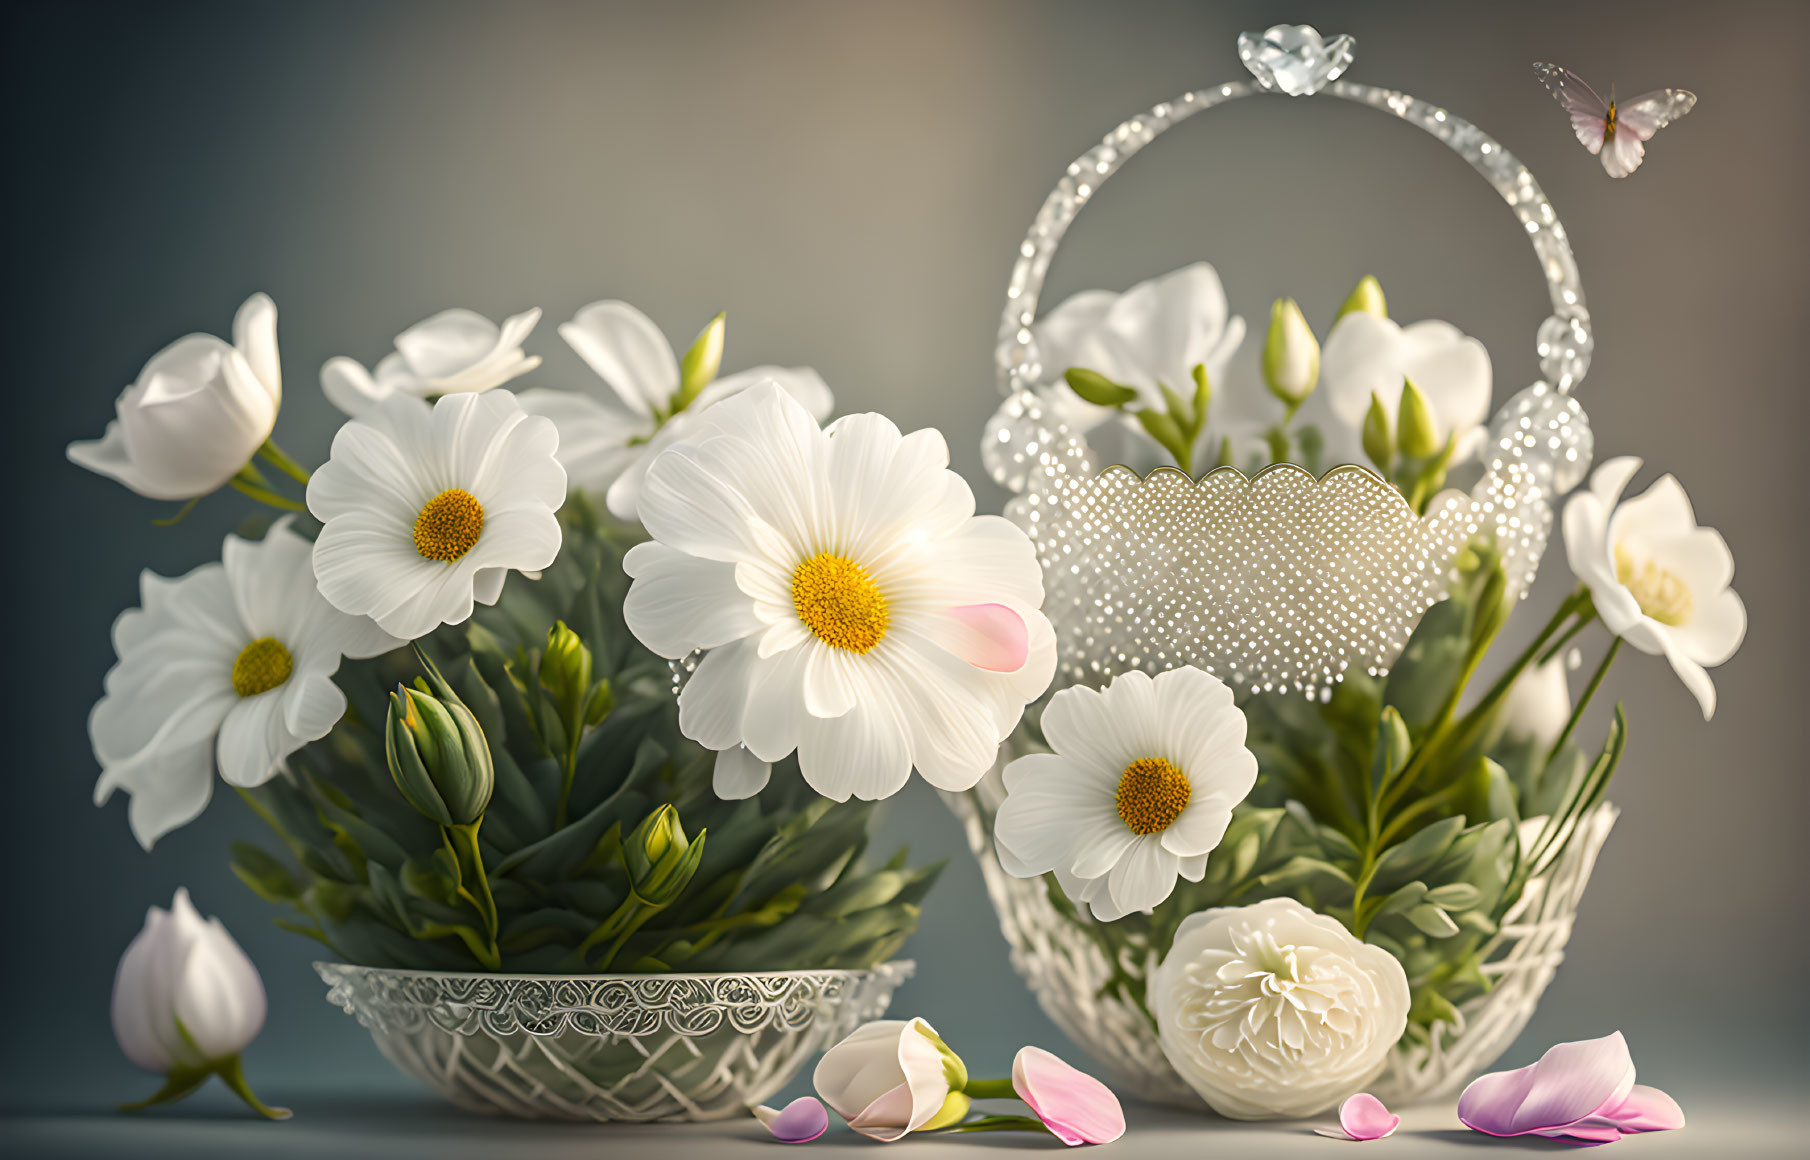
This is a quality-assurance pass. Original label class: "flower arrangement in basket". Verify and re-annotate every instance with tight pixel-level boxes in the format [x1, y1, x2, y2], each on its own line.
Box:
[950, 25, 1744, 1124]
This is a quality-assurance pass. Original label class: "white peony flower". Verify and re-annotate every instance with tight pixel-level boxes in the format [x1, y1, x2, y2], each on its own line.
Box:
[112, 888, 288, 1118]
[517, 300, 834, 522]
[622, 381, 1055, 802]
[68, 293, 281, 500]
[1147, 897, 1411, 1120]
[308, 391, 565, 641]
[1032, 262, 1246, 436]
[90, 519, 399, 850]
[1561, 456, 1746, 719]
[1497, 653, 1574, 752]
[320, 306, 541, 416]
[813, 1018, 970, 1142]
[993, 667, 1258, 921]
[1319, 310, 1491, 464]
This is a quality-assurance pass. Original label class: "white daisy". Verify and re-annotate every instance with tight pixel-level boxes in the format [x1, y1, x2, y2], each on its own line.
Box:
[307, 391, 565, 641]
[1562, 456, 1746, 719]
[993, 667, 1258, 921]
[320, 306, 541, 416]
[517, 299, 833, 521]
[90, 518, 400, 849]
[622, 381, 1055, 801]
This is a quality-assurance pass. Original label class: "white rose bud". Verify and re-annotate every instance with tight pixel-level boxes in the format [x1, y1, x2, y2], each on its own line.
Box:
[68, 294, 281, 500]
[813, 1018, 970, 1141]
[1498, 654, 1574, 752]
[1262, 297, 1320, 408]
[112, 888, 289, 1118]
[1148, 897, 1410, 1120]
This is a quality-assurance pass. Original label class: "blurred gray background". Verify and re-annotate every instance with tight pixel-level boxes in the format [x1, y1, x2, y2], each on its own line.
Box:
[4, 0, 1805, 1137]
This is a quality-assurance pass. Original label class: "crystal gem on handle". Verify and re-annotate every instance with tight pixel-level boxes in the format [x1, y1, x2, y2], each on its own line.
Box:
[1237, 24, 1355, 97]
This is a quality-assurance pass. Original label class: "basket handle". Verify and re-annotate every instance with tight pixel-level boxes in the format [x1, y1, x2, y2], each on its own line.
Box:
[994, 60, 1594, 399]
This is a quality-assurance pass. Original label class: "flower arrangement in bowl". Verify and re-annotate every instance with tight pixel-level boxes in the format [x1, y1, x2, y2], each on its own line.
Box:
[74, 297, 971, 1121]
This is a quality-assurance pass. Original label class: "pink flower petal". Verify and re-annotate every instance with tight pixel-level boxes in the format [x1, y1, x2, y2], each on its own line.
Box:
[1012, 1046, 1126, 1145]
[1339, 1093, 1400, 1140]
[1458, 1032, 1640, 1138]
[849, 1082, 917, 1142]
[754, 1096, 829, 1143]
[945, 603, 1030, 673]
[1598, 1084, 1686, 1134]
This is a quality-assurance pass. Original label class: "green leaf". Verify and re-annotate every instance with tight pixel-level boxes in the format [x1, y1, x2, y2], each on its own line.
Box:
[1406, 904, 1461, 938]
[230, 842, 301, 902]
[1063, 367, 1138, 408]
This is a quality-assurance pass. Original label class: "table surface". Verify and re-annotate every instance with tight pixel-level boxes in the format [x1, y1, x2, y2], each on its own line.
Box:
[3, 1090, 1796, 1159]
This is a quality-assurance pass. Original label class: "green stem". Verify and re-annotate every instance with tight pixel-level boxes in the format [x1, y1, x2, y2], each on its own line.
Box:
[229, 476, 308, 512]
[256, 438, 313, 485]
[1537, 609, 1594, 666]
[940, 1115, 1050, 1135]
[213, 1054, 293, 1120]
[119, 1067, 211, 1112]
[1392, 588, 1588, 810]
[963, 1078, 1017, 1100]
[1546, 637, 1621, 764]
[444, 822, 500, 963]
[152, 496, 203, 527]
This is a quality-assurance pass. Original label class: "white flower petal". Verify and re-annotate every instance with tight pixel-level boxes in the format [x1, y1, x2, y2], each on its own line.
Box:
[559, 299, 678, 416]
[1106, 835, 1179, 914]
[796, 698, 913, 802]
[216, 694, 300, 789]
[712, 746, 771, 799]
[621, 542, 759, 658]
[678, 638, 758, 750]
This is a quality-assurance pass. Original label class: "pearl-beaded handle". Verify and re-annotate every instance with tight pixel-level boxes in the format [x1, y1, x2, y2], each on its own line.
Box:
[994, 39, 1594, 399]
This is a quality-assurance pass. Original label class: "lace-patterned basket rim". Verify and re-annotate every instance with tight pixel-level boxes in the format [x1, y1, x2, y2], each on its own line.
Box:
[316, 960, 916, 1040]
[994, 24, 1595, 401]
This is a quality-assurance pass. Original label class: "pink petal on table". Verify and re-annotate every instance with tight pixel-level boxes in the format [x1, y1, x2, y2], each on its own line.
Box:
[1458, 1032, 1636, 1138]
[1012, 1046, 1126, 1145]
[1341, 1093, 1399, 1140]
[1598, 1084, 1686, 1134]
[754, 1096, 829, 1143]
[944, 604, 1029, 672]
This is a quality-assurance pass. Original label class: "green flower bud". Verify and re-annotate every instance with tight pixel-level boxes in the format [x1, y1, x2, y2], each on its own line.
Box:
[673, 312, 726, 411]
[1397, 377, 1441, 459]
[1362, 391, 1394, 469]
[1062, 367, 1139, 408]
[539, 621, 594, 727]
[1262, 298, 1319, 407]
[1337, 275, 1388, 320]
[625, 805, 706, 907]
[385, 653, 494, 827]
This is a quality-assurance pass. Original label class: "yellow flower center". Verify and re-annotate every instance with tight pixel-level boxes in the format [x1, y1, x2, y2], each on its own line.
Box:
[1115, 756, 1191, 835]
[232, 637, 294, 697]
[1615, 542, 1693, 626]
[791, 552, 890, 654]
[414, 488, 485, 561]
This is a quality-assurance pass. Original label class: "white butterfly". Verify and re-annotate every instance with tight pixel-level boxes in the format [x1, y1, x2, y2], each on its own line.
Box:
[1533, 63, 1697, 178]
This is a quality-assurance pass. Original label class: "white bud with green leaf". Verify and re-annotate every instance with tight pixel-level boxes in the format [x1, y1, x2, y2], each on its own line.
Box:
[671, 311, 726, 411]
[1337, 275, 1388, 321]
[1397, 378, 1441, 459]
[1262, 298, 1320, 408]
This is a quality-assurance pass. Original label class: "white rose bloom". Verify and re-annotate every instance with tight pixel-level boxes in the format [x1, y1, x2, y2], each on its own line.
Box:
[622, 382, 1055, 802]
[1319, 311, 1491, 464]
[320, 306, 541, 415]
[516, 300, 833, 522]
[1148, 897, 1411, 1120]
[1561, 456, 1746, 719]
[90, 518, 400, 849]
[813, 1018, 969, 1142]
[993, 667, 1258, 920]
[307, 391, 566, 641]
[1032, 262, 1246, 438]
[1497, 654, 1574, 752]
[113, 888, 268, 1073]
[68, 293, 281, 500]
